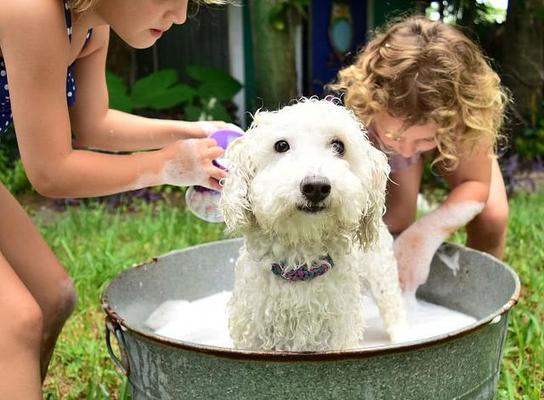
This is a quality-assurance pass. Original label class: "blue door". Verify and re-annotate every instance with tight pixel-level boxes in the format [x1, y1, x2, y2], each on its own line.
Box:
[307, 0, 367, 96]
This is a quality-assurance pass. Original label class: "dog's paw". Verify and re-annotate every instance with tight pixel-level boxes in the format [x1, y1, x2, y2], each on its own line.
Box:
[386, 320, 409, 344]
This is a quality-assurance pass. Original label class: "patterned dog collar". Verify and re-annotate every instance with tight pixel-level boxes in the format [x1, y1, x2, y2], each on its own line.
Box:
[271, 255, 334, 282]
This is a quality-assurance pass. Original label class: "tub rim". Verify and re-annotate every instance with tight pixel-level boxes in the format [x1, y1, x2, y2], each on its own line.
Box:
[101, 238, 520, 362]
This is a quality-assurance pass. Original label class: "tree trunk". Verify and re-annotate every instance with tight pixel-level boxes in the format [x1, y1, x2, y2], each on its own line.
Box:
[502, 0, 544, 126]
[249, 0, 298, 110]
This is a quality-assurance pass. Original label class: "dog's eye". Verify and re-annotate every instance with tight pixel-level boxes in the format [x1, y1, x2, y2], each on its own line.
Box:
[331, 140, 345, 156]
[274, 140, 290, 153]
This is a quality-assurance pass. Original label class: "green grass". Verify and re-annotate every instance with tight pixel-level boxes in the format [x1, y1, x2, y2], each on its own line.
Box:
[496, 193, 544, 400]
[31, 193, 543, 399]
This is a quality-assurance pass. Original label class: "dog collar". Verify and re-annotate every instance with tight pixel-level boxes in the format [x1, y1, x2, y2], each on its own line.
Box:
[271, 255, 334, 282]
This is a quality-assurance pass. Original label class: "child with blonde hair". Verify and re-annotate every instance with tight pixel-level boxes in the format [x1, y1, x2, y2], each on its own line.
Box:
[0, 0, 228, 397]
[332, 16, 509, 294]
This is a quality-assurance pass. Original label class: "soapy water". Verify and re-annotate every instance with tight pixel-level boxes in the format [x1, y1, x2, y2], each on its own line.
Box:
[145, 291, 477, 349]
[186, 127, 244, 223]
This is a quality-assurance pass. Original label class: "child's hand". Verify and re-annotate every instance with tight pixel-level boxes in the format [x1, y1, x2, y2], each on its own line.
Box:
[161, 138, 227, 190]
[394, 227, 435, 293]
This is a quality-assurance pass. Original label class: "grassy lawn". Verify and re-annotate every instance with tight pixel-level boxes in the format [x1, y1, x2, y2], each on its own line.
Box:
[32, 191, 543, 399]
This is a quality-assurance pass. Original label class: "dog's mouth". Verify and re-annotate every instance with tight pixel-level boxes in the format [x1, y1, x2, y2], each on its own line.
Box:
[297, 203, 326, 213]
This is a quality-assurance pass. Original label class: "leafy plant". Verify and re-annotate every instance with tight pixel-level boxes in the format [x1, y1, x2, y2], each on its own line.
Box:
[515, 100, 544, 161]
[423, 0, 506, 24]
[184, 65, 242, 122]
[0, 145, 32, 195]
[107, 69, 196, 113]
[107, 66, 242, 122]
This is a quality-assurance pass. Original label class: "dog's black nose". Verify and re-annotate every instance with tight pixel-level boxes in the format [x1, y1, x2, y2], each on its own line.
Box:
[300, 176, 331, 203]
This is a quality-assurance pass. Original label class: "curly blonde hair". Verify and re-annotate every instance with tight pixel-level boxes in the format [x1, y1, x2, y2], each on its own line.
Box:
[67, 0, 230, 13]
[331, 16, 508, 169]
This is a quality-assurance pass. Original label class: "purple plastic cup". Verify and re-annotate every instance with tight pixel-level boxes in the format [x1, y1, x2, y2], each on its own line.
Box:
[185, 128, 244, 222]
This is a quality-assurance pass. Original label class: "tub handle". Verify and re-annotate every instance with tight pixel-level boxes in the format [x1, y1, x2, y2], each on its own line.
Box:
[105, 315, 131, 377]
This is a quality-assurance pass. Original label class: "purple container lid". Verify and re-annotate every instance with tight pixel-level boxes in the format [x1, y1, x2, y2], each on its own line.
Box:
[186, 127, 244, 222]
[210, 129, 243, 150]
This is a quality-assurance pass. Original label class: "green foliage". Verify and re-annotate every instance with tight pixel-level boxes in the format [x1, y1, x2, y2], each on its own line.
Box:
[106, 66, 242, 122]
[424, 0, 507, 24]
[131, 70, 196, 110]
[515, 127, 544, 161]
[105, 72, 133, 113]
[1, 158, 31, 194]
[515, 101, 544, 160]
[185, 65, 242, 121]
[106, 69, 196, 113]
[0, 145, 32, 195]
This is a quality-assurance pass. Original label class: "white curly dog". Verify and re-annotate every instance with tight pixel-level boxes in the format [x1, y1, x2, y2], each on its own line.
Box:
[220, 98, 406, 351]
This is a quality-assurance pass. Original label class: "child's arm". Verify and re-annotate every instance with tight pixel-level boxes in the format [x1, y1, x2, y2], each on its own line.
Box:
[0, 3, 225, 197]
[69, 27, 228, 152]
[394, 146, 491, 293]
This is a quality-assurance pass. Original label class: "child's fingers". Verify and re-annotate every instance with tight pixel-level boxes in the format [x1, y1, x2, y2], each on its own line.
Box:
[207, 146, 225, 160]
[207, 178, 223, 191]
[209, 165, 228, 182]
[201, 137, 220, 147]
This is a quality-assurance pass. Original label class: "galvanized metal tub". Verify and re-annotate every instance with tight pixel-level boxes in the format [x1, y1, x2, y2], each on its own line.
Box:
[102, 239, 519, 400]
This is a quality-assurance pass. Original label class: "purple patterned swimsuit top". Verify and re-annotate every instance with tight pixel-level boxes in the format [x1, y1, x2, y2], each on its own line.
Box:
[271, 255, 334, 282]
[367, 125, 422, 173]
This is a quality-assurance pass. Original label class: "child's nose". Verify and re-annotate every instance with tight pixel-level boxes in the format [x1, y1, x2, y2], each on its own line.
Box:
[398, 140, 416, 158]
[169, 0, 188, 25]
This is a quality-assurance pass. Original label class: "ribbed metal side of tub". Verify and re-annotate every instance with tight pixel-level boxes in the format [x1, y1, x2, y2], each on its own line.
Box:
[123, 317, 508, 400]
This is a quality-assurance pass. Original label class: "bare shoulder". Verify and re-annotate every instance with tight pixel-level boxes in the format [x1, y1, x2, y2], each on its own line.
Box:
[0, 0, 65, 35]
[442, 143, 494, 186]
[0, 0, 70, 66]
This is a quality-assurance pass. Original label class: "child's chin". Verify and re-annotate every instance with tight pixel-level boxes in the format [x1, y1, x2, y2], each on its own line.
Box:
[124, 35, 157, 50]
[132, 41, 156, 50]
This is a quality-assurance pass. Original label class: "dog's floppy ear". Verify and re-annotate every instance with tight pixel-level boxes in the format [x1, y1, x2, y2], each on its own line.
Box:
[356, 145, 389, 250]
[219, 136, 255, 233]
